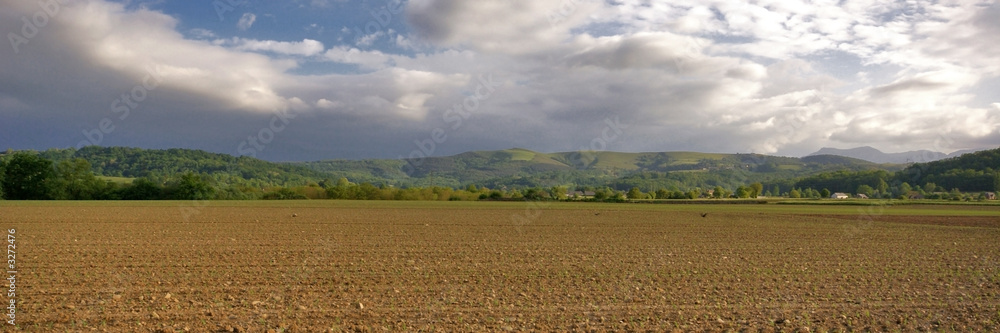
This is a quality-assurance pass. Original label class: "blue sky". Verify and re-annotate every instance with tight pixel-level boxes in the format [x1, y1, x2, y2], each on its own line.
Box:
[1, 0, 998, 161]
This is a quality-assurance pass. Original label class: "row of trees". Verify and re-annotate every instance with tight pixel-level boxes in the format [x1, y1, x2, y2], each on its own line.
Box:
[0, 153, 218, 200]
[2, 151, 995, 202]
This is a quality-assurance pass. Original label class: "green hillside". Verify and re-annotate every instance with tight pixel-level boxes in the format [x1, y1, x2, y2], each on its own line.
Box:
[794, 147, 1000, 196]
[1, 146, 905, 193]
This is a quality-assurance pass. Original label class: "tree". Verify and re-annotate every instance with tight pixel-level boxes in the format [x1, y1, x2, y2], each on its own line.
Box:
[949, 188, 963, 200]
[713, 186, 725, 199]
[736, 186, 750, 198]
[550, 186, 567, 201]
[523, 188, 545, 201]
[899, 182, 912, 197]
[749, 183, 763, 198]
[924, 182, 937, 193]
[627, 187, 643, 200]
[876, 179, 889, 196]
[1, 152, 54, 200]
[788, 188, 801, 198]
[120, 178, 164, 200]
[0, 160, 5, 199]
[995, 172, 1000, 192]
[336, 177, 351, 188]
[820, 188, 831, 198]
[857, 185, 874, 197]
[655, 189, 669, 199]
[51, 159, 104, 200]
[168, 172, 216, 200]
[262, 188, 308, 200]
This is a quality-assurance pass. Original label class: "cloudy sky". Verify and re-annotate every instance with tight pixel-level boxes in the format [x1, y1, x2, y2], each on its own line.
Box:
[1, 0, 998, 161]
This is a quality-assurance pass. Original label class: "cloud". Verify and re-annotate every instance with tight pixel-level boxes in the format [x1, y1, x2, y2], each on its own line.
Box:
[1, 0, 997, 161]
[405, 0, 607, 54]
[217, 38, 326, 57]
[322, 46, 394, 70]
[237, 13, 256, 31]
[188, 28, 216, 39]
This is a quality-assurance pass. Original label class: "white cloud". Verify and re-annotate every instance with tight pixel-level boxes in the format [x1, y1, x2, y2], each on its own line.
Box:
[188, 28, 216, 39]
[316, 99, 342, 110]
[237, 13, 256, 31]
[323, 46, 393, 70]
[2, 0, 998, 159]
[217, 38, 326, 57]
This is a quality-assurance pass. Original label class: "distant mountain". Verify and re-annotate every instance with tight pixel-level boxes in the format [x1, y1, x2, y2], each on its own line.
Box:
[808, 146, 987, 164]
[299, 148, 893, 190]
[12, 146, 900, 191]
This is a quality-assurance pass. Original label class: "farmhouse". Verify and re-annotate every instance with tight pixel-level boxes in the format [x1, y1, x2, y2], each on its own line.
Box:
[831, 192, 850, 199]
[856, 193, 869, 199]
[987, 192, 996, 200]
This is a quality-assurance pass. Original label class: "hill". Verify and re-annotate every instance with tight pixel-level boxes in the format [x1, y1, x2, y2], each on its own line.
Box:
[899, 146, 1000, 192]
[808, 146, 986, 164]
[27, 146, 327, 188]
[3, 146, 904, 194]
[297, 148, 895, 191]
[795, 146, 1000, 196]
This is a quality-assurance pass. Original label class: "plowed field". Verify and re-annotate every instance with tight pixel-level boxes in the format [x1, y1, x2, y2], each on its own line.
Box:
[2, 201, 999, 332]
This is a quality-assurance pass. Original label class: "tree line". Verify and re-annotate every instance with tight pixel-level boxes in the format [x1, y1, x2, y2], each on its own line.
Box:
[2, 148, 997, 202]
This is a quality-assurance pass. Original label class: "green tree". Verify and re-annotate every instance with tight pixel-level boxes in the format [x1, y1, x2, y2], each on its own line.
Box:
[713, 186, 725, 199]
[627, 187, 643, 200]
[593, 188, 609, 200]
[1, 152, 54, 200]
[749, 183, 763, 198]
[736, 186, 750, 198]
[994, 172, 1000, 192]
[949, 188, 962, 200]
[788, 188, 801, 198]
[655, 189, 669, 199]
[876, 179, 889, 196]
[857, 184, 874, 197]
[820, 188, 831, 198]
[119, 178, 164, 200]
[550, 186, 567, 201]
[336, 177, 351, 187]
[0, 160, 5, 199]
[262, 188, 308, 200]
[168, 172, 216, 200]
[51, 159, 104, 200]
[899, 182, 912, 197]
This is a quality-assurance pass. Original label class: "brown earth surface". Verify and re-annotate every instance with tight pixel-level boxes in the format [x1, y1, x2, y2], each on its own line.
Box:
[1, 202, 999, 332]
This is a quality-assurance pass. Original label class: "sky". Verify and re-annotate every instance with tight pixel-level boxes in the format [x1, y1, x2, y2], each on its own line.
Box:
[1, 0, 998, 161]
